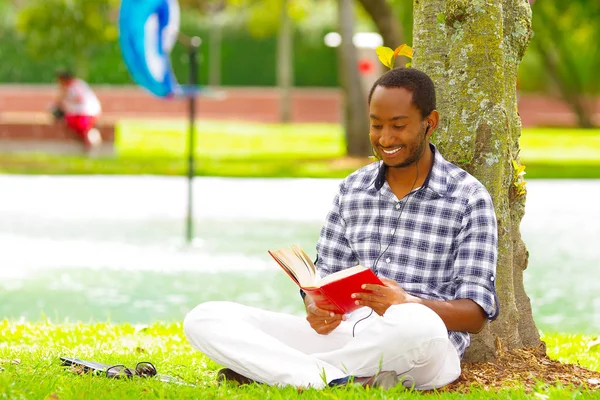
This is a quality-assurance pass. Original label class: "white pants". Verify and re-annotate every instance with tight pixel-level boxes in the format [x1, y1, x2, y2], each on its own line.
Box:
[184, 301, 461, 389]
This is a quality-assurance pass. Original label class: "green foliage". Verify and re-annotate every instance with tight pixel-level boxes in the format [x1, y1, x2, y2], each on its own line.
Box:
[0, 0, 15, 27]
[4, 0, 599, 95]
[0, 14, 339, 86]
[226, 0, 311, 38]
[0, 321, 598, 399]
[387, 0, 413, 44]
[15, 0, 119, 76]
[519, 1, 600, 94]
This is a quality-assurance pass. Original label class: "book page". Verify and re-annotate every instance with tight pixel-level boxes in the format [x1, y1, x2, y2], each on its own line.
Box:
[271, 247, 316, 287]
[317, 265, 370, 286]
[291, 245, 316, 276]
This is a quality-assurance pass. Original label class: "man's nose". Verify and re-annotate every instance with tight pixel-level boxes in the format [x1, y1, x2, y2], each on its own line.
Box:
[378, 127, 396, 147]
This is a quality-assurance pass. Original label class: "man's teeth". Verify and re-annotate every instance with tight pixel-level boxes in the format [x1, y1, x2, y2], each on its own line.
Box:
[382, 147, 402, 155]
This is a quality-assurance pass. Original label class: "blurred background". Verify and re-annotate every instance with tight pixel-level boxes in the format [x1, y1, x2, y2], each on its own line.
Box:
[0, 0, 598, 336]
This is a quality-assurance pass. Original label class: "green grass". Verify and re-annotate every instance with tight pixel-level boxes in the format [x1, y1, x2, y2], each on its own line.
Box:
[520, 128, 600, 179]
[0, 321, 598, 399]
[0, 121, 599, 178]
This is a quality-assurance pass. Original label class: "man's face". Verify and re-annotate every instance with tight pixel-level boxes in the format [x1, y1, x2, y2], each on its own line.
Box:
[369, 86, 430, 169]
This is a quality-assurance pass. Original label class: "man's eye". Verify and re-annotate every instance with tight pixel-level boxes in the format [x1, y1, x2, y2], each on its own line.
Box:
[371, 125, 383, 129]
[393, 125, 406, 130]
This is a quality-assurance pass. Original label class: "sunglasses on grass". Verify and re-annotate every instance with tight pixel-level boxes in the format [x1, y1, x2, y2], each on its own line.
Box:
[105, 362, 157, 379]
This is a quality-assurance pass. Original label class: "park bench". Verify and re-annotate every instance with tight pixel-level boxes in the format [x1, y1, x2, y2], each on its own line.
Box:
[0, 112, 116, 155]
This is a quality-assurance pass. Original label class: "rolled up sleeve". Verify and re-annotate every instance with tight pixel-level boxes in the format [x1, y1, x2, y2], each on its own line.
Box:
[453, 188, 498, 318]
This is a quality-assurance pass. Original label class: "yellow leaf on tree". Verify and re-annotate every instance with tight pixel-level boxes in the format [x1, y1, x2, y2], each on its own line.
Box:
[394, 44, 413, 59]
[376, 44, 414, 70]
[376, 46, 395, 69]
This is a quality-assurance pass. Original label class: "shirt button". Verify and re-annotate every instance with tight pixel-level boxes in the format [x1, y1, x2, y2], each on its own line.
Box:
[395, 203, 400, 210]
[386, 257, 391, 263]
[490, 276, 495, 282]
[390, 229, 395, 235]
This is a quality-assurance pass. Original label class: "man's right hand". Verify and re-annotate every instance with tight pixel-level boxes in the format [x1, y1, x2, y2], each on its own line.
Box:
[304, 297, 345, 335]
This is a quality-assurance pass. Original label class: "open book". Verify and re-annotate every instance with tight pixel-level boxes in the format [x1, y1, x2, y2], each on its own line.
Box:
[268, 244, 383, 314]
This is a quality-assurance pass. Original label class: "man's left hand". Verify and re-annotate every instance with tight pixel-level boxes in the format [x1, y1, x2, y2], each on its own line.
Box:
[352, 277, 419, 316]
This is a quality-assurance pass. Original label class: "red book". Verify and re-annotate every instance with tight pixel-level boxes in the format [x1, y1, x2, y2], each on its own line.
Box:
[268, 245, 383, 314]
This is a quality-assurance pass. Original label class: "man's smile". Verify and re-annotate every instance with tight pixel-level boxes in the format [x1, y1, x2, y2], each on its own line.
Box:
[381, 146, 403, 155]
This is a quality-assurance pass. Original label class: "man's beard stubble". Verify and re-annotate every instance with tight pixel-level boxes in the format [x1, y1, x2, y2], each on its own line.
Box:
[388, 126, 428, 169]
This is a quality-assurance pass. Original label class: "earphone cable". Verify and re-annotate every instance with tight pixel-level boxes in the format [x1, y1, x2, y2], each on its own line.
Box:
[352, 162, 421, 337]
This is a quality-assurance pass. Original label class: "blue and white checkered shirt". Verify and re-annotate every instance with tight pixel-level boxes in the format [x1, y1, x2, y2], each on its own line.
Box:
[315, 144, 498, 358]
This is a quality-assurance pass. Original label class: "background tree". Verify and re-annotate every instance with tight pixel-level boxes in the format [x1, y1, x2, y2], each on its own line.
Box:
[338, 0, 371, 156]
[220, 0, 311, 122]
[16, 0, 119, 78]
[0, 0, 15, 25]
[355, 0, 403, 48]
[527, 0, 600, 128]
[278, 0, 294, 122]
[179, 0, 225, 87]
[412, 0, 540, 361]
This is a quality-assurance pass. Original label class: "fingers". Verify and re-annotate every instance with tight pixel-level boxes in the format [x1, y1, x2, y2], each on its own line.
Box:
[307, 313, 344, 326]
[351, 292, 388, 316]
[306, 308, 345, 335]
[352, 292, 385, 303]
[314, 317, 343, 335]
[361, 283, 388, 293]
[307, 303, 335, 318]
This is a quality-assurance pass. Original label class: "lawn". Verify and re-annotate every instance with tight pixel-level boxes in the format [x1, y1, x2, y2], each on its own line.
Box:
[520, 128, 600, 179]
[0, 321, 598, 399]
[0, 121, 598, 178]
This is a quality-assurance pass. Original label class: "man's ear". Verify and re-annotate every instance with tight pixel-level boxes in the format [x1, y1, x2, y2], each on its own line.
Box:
[425, 110, 440, 137]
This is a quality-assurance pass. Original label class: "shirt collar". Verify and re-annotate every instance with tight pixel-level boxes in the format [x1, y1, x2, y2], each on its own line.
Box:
[373, 143, 447, 197]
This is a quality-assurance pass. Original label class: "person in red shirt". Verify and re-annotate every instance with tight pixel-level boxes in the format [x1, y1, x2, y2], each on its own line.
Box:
[52, 69, 102, 151]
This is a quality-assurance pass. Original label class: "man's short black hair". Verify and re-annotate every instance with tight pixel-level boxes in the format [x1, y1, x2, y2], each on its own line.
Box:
[55, 68, 74, 80]
[368, 67, 436, 118]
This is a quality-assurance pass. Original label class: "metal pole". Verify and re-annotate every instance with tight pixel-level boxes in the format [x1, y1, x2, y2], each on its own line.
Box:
[186, 37, 201, 244]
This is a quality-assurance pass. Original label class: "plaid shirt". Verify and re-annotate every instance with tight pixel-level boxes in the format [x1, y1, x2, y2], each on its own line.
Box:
[315, 144, 498, 357]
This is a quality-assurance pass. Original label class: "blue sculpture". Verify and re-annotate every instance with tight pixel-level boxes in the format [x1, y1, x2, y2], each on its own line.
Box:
[118, 0, 181, 97]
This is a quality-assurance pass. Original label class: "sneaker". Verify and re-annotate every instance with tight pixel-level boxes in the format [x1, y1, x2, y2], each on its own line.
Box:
[330, 370, 399, 390]
[360, 370, 400, 389]
[217, 368, 256, 385]
[87, 128, 102, 147]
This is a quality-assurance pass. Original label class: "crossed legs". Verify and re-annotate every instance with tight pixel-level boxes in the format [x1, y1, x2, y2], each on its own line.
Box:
[184, 301, 460, 389]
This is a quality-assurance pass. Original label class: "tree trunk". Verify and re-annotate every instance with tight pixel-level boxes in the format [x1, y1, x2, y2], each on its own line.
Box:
[355, 0, 403, 48]
[531, 3, 595, 128]
[412, 0, 541, 362]
[534, 40, 594, 128]
[277, 0, 293, 123]
[338, 0, 370, 157]
[208, 11, 223, 87]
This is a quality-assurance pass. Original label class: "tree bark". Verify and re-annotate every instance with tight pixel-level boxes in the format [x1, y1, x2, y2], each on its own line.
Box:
[355, 0, 403, 48]
[338, 0, 370, 156]
[412, 0, 540, 361]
